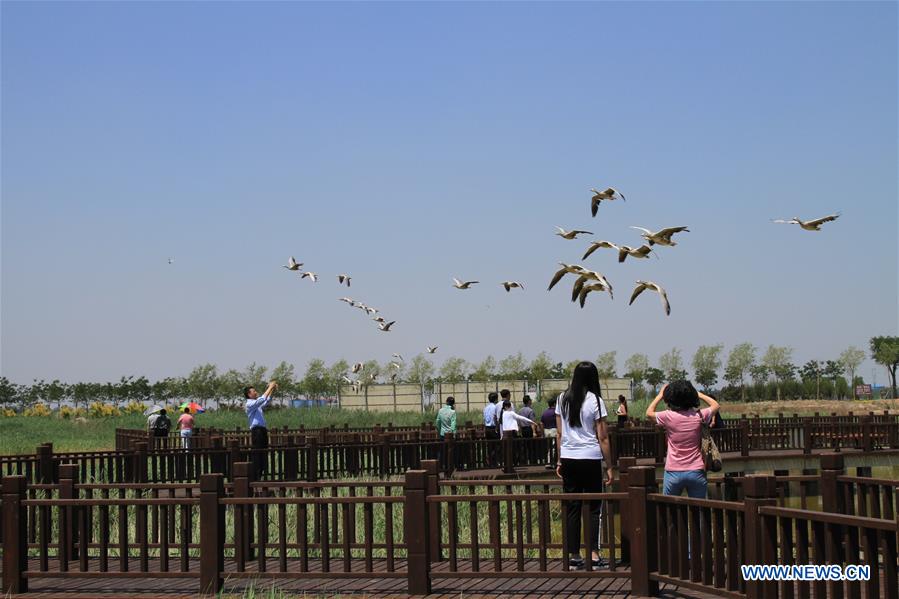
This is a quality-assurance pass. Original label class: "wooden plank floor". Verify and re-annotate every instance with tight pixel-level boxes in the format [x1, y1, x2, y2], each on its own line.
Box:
[15, 558, 724, 597]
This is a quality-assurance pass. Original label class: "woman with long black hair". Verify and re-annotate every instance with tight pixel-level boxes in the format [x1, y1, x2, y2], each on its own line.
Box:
[555, 361, 614, 568]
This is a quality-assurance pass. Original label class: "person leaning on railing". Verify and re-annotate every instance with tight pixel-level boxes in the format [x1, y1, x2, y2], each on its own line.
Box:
[555, 361, 614, 569]
[646, 381, 720, 498]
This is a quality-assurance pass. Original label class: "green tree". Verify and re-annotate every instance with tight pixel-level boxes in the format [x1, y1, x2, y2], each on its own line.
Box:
[471, 356, 496, 382]
[302, 359, 330, 400]
[624, 353, 649, 398]
[498, 352, 527, 380]
[184, 364, 219, 408]
[362, 360, 382, 386]
[869, 336, 899, 399]
[241, 362, 268, 390]
[270, 361, 297, 405]
[724, 343, 756, 402]
[596, 351, 617, 379]
[0, 377, 22, 411]
[528, 352, 554, 382]
[45, 379, 69, 411]
[405, 354, 435, 387]
[823, 360, 843, 400]
[839, 346, 866, 399]
[439, 357, 470, 382]
[692, 344, 723, 391]
[659, 348, 685, 382]
[800, 360, 822, 400]
[645, 367, 665, 394]
[761, 345, 793, 402]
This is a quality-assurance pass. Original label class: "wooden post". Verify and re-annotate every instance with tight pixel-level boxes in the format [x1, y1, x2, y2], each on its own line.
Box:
[306, 437, 319, 482]
[617, 457, 636, 565]
[820, 453, 845, 514]
[628, 466, 658, 596]
[803, 420, 813, 455]
[58, 463, 79, 568]
[379, 433, 390, 478]
[135, 442, 148, 483]
[210, 436, 225, 475]
[37, 444, 55, 483]
[199, 473, 225, 595]
[2, 475, 28, 594]
[502, 434, 514, 474]
[232, 462, 254, 567]
[740, 418, 750, 457]
[421, 460, 441, 562]
[861, 416, 873, 452]
[743, 475, 778, 599]
[404, 470, 431, 594]
[655, 428, 666, 464]
[284, 436, 298, 481]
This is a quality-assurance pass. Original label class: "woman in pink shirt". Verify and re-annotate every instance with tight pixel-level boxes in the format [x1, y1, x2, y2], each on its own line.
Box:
[646, 381, 720, 498]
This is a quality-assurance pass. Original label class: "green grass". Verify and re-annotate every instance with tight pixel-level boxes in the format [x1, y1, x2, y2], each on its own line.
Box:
[0, 407, 487, 455]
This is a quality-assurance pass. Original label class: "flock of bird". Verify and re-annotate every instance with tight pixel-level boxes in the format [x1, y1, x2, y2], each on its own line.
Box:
[263, 197, 841, 387]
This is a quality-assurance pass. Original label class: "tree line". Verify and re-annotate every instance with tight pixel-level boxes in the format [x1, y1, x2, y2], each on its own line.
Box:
[1, 336, 896, 411]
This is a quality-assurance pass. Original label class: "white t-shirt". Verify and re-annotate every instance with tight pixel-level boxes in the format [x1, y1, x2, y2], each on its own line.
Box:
[557, 391, 608, 460]
[501, 409, 535, 433]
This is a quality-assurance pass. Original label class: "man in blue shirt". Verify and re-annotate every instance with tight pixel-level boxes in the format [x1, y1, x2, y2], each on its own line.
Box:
[483, 392, 500, 466]
[244, 380, 278, 478]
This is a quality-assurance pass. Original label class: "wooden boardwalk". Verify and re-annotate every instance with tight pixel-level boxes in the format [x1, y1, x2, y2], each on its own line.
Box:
[16, 558, 723, 597]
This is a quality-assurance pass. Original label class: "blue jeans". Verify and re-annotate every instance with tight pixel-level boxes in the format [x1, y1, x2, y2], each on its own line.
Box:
[663, 470, 707, 498]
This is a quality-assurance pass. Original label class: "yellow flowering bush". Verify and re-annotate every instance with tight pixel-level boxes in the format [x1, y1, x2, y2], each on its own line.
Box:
[59, 406, 88, 419]
[23, 403, 52, 417]
[88, 402, 121, 418]
[1, 408, 16, 418]
[123, 401, 147, 415]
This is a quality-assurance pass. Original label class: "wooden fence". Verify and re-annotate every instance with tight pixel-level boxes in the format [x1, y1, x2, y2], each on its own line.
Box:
[1, 456, 896, 597]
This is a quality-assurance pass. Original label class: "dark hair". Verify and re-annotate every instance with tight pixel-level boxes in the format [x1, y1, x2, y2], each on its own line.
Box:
[183, 407, 190, 414]
[561, 361, 602, 428]
[243, 386, 254, 399]
[502, 400, 511, 409]
[663, 380, 700, 411]
[446, 396, 455, 406]
[488, 392, 498, 403]
[618, 395, 627, 404]
[159, 409, 166, 415]
[500, 389, 511, 399]
[547, 397, 557, 408]
[522, 395, 531, 405]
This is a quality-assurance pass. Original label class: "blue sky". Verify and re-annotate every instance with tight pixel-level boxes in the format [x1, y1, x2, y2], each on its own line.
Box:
[2, 2, 896, 385]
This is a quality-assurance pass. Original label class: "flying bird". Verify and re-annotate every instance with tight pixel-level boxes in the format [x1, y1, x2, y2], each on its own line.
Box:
[352, 362, 363, 374]
[364, 306, 378, 316]
[337, 274, 352, 287]
[630, 226, 689, 247]
[577, 282, 614, 308]
[582, 240, 621, 260]
[389, 362, 402, 370]
[338, 297, 355, 305]
[501, 281, 524, 292]
[372, 316, 386, 324]
[555, 227, 593, 240]
[427, 346, 438, 354]
[167, 257, 175, 265]
[548, 263, 588, 291]
[590, 187, 626, 217]
[772, 213, 841, 231]
[629, 280, 671, 316]
[300, 271, 318, 282]
[378, 321, 396, 332]
[341, 375, 354, 385]
[453, 278, 479, 289]
[570, 270, 613, 302]
[283, 256, 303, 271]
[392, 353, 405, 362]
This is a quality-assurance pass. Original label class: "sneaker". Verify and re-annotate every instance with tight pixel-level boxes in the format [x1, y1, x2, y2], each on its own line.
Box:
[568, 556, 585, 569]
[591, 557, 608, 568]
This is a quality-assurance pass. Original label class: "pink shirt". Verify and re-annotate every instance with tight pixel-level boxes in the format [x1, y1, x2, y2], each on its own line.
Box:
[655, 408, 711, 471]
[177, 413, 194, 431]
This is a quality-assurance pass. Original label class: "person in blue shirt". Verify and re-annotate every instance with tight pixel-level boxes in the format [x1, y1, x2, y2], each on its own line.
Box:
[483, 392, 500, 466]
[244, 380, 278, 478]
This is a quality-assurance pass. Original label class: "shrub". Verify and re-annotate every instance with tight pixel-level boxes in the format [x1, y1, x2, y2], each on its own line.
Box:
[1, 408, 16, 418]
[88, 402, 122, 418]
[123, 401, 147, 415]
[23, 403, 52, 417]
[59, 406, 88, 419]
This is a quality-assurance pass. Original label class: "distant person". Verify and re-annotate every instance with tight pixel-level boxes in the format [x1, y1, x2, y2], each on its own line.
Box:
[646, 381, 720, 498]
[483, 392, 500, 466]
[616, 395, 629, 427]
[501, 399, 536, 439]
[436, 396, 457, 438]
[499, 388, 512, 412]
[244, 381, 278, 478]
[518, 395, 536, 438]
[540, 396, 558, 469]
[149, 409, 171, 442]
[556, 361, 613, 569]
[177, 407, 194, 449]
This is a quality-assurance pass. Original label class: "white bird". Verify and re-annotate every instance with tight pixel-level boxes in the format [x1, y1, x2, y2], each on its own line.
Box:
[453, 278, 479, 289]
[590, 187, 626, 217]
[548, 263, 588, 291]
[392, 353, 405, 362]
[352, 380, 362, 394]
[167, 257, 175, 265]
[378, 321, 396, 332]
[584, 241, 655, 263]
[389, 361, 402, 370]
[630, 226, 689, 247]
[577, 282, 614, 308]
[300, 271, 318, 282]
[501, 281, 524, 292]
[338, 297, 355, 305]
[352, 362, 363, 374]
[629, 280, 671, 316]
[369, 372, 378, 382]
[571, 270, 613, 301]
[356, 302, 369, 312]
[582, 240, 621, 260]
[283, 256, 303, 271]
[772, 213, 841, 231]
[555, 226, 593, 240]
[341, 375, 354, 385]
[364, 306, 378, 316]
[427, 346, 438, 354]
[337, 274, 352, 287]
[372, 316, 386, 324]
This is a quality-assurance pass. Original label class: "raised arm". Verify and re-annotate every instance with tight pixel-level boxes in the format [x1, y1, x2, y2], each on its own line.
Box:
[511, 412, 536, 426]
[645, 384, 667, 423]
[698, 391, 720, 416]
[595, 418, 614, 485]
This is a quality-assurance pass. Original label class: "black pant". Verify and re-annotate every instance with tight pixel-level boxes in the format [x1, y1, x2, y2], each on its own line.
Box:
[520, 427, 534, 464]
[485, 426, 499, 466]
[561, 458, 604, 556]
[251, 426, 269, 478]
